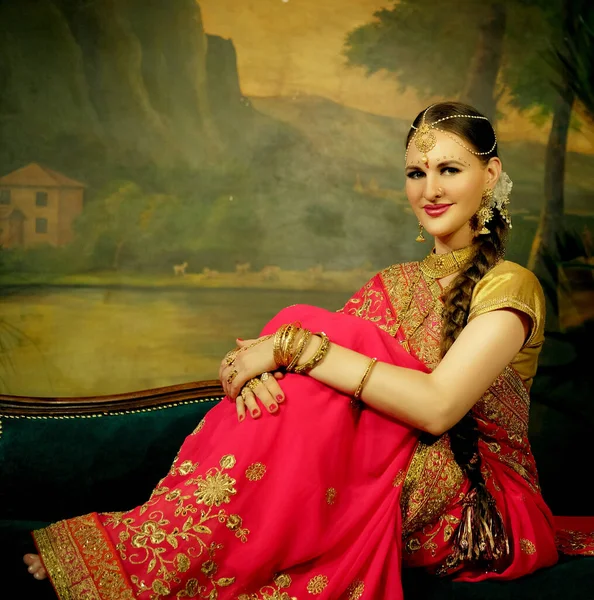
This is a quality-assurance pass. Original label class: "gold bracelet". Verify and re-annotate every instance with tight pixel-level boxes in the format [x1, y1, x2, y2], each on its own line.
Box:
[286, 329, 312, 372]
[353, 357, 377, 400]
[294, 332, 330, 375]
[274, 323, 297, 366]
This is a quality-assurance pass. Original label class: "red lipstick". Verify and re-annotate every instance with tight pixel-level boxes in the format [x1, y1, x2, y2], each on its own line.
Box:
[423, 204, 452, 217]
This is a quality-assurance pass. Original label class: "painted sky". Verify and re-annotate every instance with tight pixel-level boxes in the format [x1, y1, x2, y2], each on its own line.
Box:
[199, 0, 593, 153]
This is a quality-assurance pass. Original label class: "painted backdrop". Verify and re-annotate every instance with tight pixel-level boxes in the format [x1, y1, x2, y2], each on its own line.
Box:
[0, 0, 592, 399]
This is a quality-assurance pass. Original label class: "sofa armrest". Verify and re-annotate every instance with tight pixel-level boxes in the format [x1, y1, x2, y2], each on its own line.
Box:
[0, 381, 225, 522]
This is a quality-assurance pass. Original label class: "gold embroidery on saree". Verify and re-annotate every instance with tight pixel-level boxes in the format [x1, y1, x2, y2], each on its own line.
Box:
[340, 276, 398, 335]
[307, 574, 329, 594]
[401, 435, 465, 535]
[404, 513, 460, 557]
[246, 462, 267, 481]
[345, 580, 365, 599]
[393, 470, 406, 487]
[106, 454, 246, 599]
[191, 417, 206, 436]
[380, 263, 444, 368]
[238, 573, 297, 600]
[326, 487, 337, 505]
[520, 538, 536, 555]
[555, 529, 594, 556]
[475, 367, 539, 492]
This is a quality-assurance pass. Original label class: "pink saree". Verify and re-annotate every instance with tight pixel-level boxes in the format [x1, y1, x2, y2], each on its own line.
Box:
[33, 272, 594, 599]
[34, 305, 429, 600]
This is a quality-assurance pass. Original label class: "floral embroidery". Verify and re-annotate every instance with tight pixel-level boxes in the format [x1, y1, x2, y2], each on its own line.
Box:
[326, 487, 337, 505]
[404, 514, 460, 557]
[393, 470, 405, 487]
[346, 580, 365, 599]
[401, 435, 464, 535]
[238, 573, 297, 600]
[192, 470, 236, 506]
[191, 417, 206, 435]
[520, 538, 536, 555]
[246, 462, 267, 481]
[307, 574, 329, 594]
[106, 454, 245, 598]
[340, 275, 398, 335]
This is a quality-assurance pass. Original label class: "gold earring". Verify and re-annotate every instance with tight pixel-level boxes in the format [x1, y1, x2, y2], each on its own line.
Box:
[476, 189, 494, 235]
[415, 222, 426, 243]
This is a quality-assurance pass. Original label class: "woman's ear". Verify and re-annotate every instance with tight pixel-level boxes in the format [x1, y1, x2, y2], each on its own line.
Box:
[485, 156, 502, 188]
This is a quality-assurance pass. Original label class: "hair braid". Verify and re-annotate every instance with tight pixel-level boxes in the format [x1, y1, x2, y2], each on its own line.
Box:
[440, 211, 508, 564]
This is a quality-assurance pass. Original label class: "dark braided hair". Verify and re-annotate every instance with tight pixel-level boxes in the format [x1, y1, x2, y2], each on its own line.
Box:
[407, 102, 510, 565]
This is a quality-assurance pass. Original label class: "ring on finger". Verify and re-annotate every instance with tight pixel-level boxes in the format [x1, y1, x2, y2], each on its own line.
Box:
[226, 369, 238, 384]
[240, 387, 250, 402]
[260, 372, 271, 383]
[246, 378, 260, 392]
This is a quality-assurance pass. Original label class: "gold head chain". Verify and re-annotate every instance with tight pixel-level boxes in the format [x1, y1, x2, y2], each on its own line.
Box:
[405, 105, 497, 167]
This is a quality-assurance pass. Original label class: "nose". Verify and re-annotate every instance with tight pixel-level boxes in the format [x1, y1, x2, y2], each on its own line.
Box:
[423, 175, 443, 202]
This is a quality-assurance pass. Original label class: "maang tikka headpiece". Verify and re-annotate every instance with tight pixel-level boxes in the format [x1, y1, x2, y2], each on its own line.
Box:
[405, 104, 498, 167]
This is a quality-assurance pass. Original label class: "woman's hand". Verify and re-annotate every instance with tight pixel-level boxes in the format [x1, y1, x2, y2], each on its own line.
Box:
[218, 335, 282, 402]
[235, 372, 286, 421]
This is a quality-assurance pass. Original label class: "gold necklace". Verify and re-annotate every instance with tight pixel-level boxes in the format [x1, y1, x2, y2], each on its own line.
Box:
[419, 245, 476, 279]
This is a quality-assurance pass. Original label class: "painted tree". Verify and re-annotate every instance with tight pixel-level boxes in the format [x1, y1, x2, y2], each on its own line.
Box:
[344, 0, 556, 121]
[75, 182, 178, 271]
[525, 0, 594, 329]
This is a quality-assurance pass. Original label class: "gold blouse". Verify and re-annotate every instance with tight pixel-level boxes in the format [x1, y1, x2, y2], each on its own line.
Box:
[468, 260, 546, 390]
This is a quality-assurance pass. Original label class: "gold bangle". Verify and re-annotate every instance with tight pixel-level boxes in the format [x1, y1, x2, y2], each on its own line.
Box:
[273, 324, 293, 366]
[294, 332, 330, 375]
[353, 357, 377, 400]
[286, 329, 312, 372]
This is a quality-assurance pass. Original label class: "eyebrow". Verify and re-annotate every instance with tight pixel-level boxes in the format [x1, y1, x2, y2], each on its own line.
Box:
[405, 159, 467, 171]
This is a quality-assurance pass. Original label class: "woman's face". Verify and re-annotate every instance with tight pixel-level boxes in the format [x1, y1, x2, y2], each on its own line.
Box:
[405, 129, 501, 250]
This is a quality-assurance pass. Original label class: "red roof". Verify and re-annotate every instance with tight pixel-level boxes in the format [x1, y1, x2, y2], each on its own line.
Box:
[0, 163, 86, 188]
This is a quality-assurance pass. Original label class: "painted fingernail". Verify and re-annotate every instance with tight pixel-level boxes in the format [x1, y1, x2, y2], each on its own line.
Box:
[251, 409, 260, 418]
[269, 403, 278, 413]
[238, 414, 245, 422]
[237, 338, 243, 341]
[276, 395, 284, 402]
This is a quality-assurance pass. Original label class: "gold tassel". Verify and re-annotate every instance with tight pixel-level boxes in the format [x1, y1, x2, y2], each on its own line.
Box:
[453, 483, 510, 564]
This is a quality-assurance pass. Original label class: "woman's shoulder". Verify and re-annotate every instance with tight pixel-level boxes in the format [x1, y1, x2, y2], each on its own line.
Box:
[469, 260, 545, 346]
[473, 260, 543, 295]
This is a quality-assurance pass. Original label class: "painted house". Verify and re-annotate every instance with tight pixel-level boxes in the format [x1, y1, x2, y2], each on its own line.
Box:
[0, 163, 85, 248]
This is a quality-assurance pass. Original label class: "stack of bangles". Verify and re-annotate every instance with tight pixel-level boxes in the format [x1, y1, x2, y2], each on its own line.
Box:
[273, 322, 378, 399]
[273, 322, 330, 375]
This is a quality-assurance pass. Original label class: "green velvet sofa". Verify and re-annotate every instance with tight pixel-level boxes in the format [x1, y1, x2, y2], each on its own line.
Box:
[1, 380, 592, 599]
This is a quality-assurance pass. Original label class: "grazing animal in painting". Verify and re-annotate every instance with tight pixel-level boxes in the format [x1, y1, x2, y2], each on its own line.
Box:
[236, 262, 251, 275]
[173, 261, 188, 276]
[260, 265, 281, 282]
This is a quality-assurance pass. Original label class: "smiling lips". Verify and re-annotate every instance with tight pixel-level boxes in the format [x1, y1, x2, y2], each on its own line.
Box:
[423, 204, 452, 217]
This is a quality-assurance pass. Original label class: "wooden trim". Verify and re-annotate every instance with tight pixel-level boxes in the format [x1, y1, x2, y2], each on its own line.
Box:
[0, 380, 225, 417]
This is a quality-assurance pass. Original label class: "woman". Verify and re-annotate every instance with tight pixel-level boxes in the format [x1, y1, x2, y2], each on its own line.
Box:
[24, 102, 593, 598]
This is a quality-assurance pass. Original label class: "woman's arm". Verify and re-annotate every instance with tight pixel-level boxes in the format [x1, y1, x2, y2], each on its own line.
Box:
[302, 308, 529, 435]
[222, 309, 528, 434]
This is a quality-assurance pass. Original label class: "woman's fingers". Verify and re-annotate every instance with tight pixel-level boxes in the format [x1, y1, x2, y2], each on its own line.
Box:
[249, 374, 279, 414]
[261, 372, 285, 405]
[236, 390, 248, 421]
[241, 385, 261, 419]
